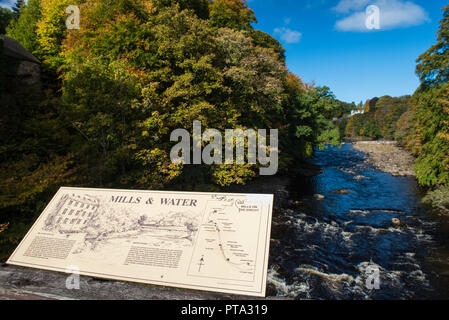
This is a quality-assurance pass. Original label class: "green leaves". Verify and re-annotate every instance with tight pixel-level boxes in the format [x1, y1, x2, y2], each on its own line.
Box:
[3, 0, 347, 192]
[6, 0, 42, 54]
[416, 5, 449, 89]
[0, 0, 356, 261]
[209, 0, 256, 31]
[413, 84, 449, 186]
[0, 7, 14, 35]
[345, 96, 413, 141]
[412, 5, 449, 187]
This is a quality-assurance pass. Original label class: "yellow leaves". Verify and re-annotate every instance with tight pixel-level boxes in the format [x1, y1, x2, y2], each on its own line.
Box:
[126, 65, 147, 79]
[0, 223, 9, 233]
[133, 147, 183, 188]
[212, 163, 257, 187]
[142, 1, 157, 15]
[115, 12, 137, 24]
[37, 0, 71, 52]
[438, 84, 449, 114]
[285, 72, 306, 93]
[0, 154, 77, 209]
[437, 132, 449, 142]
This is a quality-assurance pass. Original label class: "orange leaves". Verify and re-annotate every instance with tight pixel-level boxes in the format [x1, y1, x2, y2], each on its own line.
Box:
[141, 1, 157, 16]
[0, 223, 9, 233]
[285, 72, 307, 94]
[125, 65, 148, 80]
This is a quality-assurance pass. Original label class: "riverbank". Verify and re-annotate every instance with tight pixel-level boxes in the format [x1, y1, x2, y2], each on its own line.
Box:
[422, 187, 449, 214]
[351, 141, 449, 215]
[352, 141, 416, 177]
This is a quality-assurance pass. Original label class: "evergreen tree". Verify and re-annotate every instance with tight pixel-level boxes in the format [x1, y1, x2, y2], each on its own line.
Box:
[416, 5, 449, 89]
[12, 0, 24, 18]
[6, 0, 42, 54]
[413, 4, 449, 186]
[0, 7, 14, 34]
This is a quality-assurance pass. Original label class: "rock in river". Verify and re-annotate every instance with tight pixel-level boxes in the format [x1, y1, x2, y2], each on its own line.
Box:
[331, 189, 351, 195]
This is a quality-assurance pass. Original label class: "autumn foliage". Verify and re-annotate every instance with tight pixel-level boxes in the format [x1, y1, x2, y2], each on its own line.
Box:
[0, 0, 345, 260]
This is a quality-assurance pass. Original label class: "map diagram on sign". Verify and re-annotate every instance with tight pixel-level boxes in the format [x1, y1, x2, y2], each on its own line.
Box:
[7, 188, 273, 297]
[188, 198, 261, 282]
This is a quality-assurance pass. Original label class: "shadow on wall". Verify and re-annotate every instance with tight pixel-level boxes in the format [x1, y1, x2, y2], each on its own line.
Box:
[0, 35, 41, 87]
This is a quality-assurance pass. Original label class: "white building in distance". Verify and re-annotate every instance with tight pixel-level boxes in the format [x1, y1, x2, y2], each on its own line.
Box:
[350, 109, 365, 117]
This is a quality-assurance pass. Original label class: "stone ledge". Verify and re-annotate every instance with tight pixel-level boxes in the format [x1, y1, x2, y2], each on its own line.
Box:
[0, 264, 280, 300]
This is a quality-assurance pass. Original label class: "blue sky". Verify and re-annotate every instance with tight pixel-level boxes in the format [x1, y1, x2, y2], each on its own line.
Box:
[248, 0, 447, 103]
[1, 0, 447, 103]
[0, 0, 12, 9]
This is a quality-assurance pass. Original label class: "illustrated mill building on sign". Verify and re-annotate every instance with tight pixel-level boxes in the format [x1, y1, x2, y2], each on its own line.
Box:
[44, 194, 100, 234]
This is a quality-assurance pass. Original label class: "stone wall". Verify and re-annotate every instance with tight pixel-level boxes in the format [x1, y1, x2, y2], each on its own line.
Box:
[16, 60, 41, 87]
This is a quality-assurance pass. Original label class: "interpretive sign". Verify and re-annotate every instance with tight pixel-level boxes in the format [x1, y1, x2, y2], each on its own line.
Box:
[7, 187, 274, 297]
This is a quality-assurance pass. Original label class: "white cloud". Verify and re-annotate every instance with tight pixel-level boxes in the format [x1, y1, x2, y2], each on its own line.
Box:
[274, 27, 302, 44]
[334, 0, 430, 32]
[336, 11, 371, 32]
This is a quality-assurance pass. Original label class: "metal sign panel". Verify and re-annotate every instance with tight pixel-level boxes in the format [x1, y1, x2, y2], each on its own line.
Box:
[7, 187, 273, 297]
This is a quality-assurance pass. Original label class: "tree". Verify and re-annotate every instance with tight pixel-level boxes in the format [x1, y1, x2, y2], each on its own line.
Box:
[344, 95, 414, 142]
[416, 5, 449, 89]
[61, 1, 288, 187]
[6, 0, 42, 54]
[153, 0, 210, 19]
[412, 5, 449, 186]
[250, 30, 285, 63]
[209, 0, 256, 31]
[0, 0, 362, 263]
[12, 0, 24, 18]
[413, 84, 449, 186]
[35, 0, 71, 70]
[0, 7, 14, 34]
[1, 1, 76, 261]
[2, 0, 347, 192]
[373, 95, 412, 139]
[282, 73, 342, 158]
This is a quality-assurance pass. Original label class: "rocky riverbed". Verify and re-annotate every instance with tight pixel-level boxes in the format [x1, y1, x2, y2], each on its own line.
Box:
[352, 141, 416, 177]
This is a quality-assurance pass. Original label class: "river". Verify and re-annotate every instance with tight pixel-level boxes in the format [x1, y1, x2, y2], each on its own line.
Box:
[267, 143, 449, 299]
